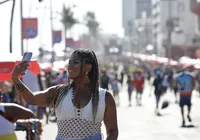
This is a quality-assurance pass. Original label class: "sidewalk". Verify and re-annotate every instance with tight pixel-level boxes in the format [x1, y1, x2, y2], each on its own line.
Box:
[115, 82, 200, 140]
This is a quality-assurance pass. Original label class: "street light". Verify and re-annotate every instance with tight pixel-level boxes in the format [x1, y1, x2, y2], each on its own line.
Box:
[109, 47, 119, 53]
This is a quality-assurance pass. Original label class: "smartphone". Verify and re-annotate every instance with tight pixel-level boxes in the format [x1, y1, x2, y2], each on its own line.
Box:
[22, 52, 33, 63]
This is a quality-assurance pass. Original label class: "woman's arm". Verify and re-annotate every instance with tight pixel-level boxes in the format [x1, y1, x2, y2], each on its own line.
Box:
[104, 92, 118, 140]
[12, 77, 60, 107]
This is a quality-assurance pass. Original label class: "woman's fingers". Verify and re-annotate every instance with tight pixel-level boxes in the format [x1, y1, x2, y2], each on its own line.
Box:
[12, 61, 30, 78]
[18, 61, 30, 71]
[21, 72, 26, 75]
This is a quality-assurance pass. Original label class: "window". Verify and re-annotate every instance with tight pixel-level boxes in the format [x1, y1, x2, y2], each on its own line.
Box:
[177, 2, 185, 14]
[198, 16, 200, 32]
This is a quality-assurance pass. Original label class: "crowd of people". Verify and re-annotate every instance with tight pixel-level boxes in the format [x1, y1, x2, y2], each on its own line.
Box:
[100, 60, 200, 128]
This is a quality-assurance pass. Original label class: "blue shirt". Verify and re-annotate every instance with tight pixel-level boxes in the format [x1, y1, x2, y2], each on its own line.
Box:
[176, 72, 193, 93]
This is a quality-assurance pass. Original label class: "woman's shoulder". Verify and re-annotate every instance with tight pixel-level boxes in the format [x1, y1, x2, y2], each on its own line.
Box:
[99, 88, 113, 102]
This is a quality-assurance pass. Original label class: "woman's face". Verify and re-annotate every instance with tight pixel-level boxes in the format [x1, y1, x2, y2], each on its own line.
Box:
[67, 54, 82, 79]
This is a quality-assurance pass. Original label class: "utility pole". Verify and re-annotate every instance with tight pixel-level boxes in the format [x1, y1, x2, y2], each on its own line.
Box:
[164, 0, 177, 63]
[50, 0, 55, 63]
[20, 0, 24, 55]
[167, 0, 172, 62]
[9, 0, 15, 53]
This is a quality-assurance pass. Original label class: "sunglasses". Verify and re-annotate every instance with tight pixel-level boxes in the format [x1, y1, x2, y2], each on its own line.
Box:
[68, 59, 91, 66]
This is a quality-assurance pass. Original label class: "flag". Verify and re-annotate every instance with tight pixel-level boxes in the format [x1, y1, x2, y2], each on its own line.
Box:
[53, 30, 62, 44]
[66, 38, 74, 48]
[22, 18, 38, 39]
[74, 41, 81, 48]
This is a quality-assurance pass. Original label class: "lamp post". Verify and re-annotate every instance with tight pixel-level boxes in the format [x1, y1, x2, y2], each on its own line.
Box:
[127, 19, 134, 53]
[20, 0, 24, 55]
[49, 0, 55, 63]
[0, 0, 16, 53]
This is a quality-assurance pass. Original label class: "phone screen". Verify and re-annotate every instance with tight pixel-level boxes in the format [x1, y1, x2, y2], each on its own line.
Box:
[22, 52, 33, 63]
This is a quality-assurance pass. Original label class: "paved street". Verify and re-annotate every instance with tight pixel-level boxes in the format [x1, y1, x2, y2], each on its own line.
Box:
[16, 82, 200, 140]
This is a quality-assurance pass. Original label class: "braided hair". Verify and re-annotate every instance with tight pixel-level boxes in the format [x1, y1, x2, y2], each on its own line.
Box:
[54, 49, 100, 122]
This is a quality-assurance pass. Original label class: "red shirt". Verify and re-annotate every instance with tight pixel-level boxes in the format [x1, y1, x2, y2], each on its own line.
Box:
[134, 73, 144, 90]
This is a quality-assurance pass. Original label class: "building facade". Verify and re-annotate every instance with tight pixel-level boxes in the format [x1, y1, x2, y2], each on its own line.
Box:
[170, 0, 197, 59]
[122, 0, 152, 37]
[122, 0, 152, 52]
[152, 0, 200, 59]
[152, 0, 178, 57]
[136, 0, 152, 19]
[122, 0, 136, 37]
[190, 0, 200, 15]
[190, 0, 200, 35]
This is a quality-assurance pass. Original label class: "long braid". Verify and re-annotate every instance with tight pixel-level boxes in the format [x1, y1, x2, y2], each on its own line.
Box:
[78, 49, 99, 122]
[90, 50, 99, 123]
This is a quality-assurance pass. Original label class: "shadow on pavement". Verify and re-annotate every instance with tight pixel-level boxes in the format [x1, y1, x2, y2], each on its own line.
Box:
[180, 124, 198, 128]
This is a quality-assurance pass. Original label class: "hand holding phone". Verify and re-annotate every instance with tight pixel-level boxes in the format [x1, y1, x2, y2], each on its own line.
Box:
[22, 52, 33, 63]
[12, 52, 33, 79]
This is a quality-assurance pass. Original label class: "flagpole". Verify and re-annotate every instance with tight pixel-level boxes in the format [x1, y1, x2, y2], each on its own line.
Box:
[20, 0, 24, 55]
[63, 1, 66, 60]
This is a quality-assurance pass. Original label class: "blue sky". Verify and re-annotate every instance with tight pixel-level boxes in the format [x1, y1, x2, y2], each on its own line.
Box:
[0, 0, 123, 56]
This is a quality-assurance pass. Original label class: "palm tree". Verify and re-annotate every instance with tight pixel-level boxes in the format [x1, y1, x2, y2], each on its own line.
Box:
[84, 11, 99, 38]
[61, 5, 78, 39]
[60, 5, 77, 59]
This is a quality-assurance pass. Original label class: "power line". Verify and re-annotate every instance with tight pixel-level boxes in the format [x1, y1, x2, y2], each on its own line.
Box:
[0, 0, 11, 5]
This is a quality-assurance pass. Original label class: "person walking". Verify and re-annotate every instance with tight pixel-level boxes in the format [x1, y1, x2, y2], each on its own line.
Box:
[153, 71, 163, 116]
[161, 73, 169, 94]
[11, 49, 118, 140]
[111, 74, 120, 106]
[176, 68, 195, 127]
[127, 75, 134, 106]
[134, 70, 144, 105]
[100, 70, 110, 90]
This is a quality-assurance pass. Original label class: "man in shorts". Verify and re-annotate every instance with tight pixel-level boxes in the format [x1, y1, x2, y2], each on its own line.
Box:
[176, 69, 195, 126]
[134, 70, 144, 105]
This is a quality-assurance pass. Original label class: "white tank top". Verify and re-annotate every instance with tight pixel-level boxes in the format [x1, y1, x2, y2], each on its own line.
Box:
[0, 103, 16, 135]
[55, 88, 106, 139]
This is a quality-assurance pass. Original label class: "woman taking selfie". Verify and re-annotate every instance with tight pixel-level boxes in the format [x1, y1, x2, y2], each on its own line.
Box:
[11, 49, 118, 140]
